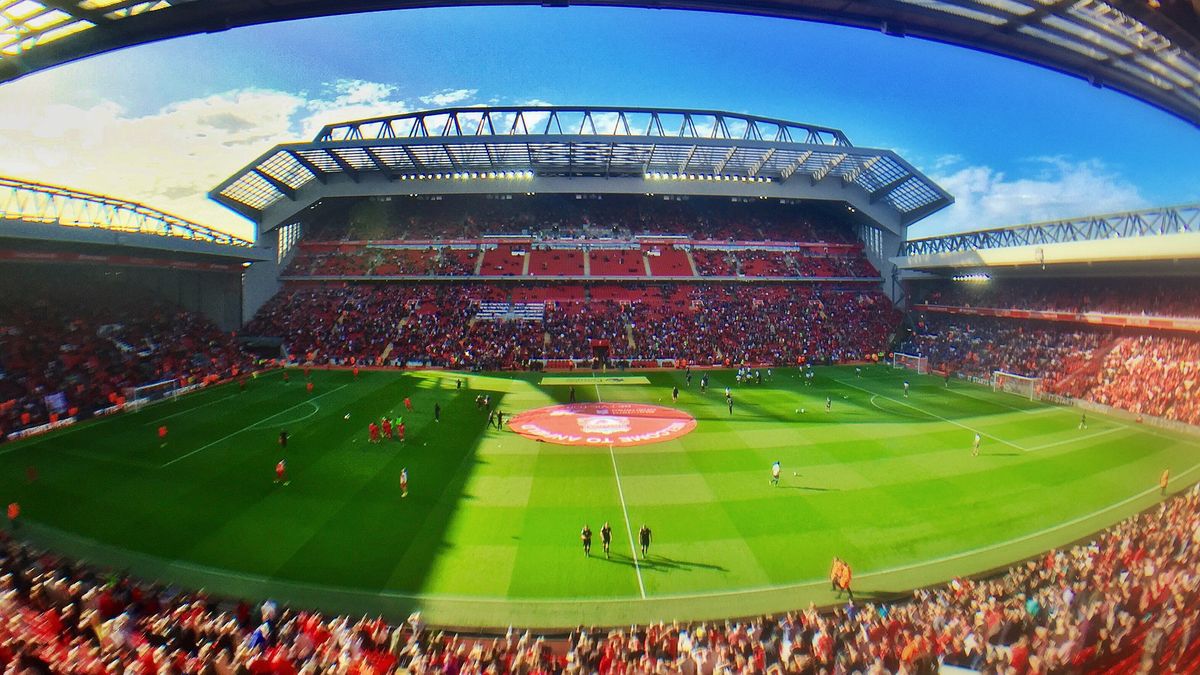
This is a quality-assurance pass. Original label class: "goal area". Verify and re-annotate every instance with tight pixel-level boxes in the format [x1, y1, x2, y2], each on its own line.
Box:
[892, 352, 929, 375]
[124, 378, 180, 411]
[991, 371, 1043, 401]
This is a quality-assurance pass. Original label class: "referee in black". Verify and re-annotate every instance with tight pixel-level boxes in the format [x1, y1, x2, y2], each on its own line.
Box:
[581, 524, 593, 557]
[638, 523, 652, 557]
[600, 522, 613, 559]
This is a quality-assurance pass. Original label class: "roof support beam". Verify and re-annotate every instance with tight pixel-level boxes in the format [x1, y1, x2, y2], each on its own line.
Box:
[286, 151, 327, 185]
[324, 150, 361, 183]
[714, 145, 739, 175]
[779, 150, 813, 181]
[870, 175, 913, 203]
[748, 148, 775, 177]
[363, 147, 398, 180]
[252, 169, 296, 200]
[810, 153, 848, 185]
[678, 144, 699, 175]
[842, 156, 881, 187]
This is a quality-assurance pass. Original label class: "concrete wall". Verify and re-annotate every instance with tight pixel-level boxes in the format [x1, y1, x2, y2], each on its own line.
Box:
[241, 228, 289, 326]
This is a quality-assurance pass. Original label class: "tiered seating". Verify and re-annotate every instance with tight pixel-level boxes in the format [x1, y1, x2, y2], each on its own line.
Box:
[737, 250, 793, 276]
[511, 285, 585, 303]
[0, 282, 252, 440]
[914, 277, 1200, 320]
[249, 283, 898, 368]
[902, 314, 1200, 426]
[692, 250, 734, 276]
[527, 248, 584, 276]
[588, 249, 644, 276]
[473, 302, 546, 321]
[478, 245, 525, 276]
[370, 248, 428, 276]
[644, 245, 692, 276]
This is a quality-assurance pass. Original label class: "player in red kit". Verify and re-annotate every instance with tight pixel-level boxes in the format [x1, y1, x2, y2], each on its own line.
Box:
[404, 397, 412, 411]
[353, 366, 360, 380]
[368, 422, 380, 443]
[397, 421, 406, 442]
[306, 381, 314, 394]
[158, 425, 168, 448]
[275, 460, 288, 485]
[382, 417, 392, 439]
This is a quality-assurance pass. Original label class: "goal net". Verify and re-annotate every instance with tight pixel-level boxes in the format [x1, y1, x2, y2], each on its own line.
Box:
[892, 352, 929, 375]
[992, 371, 1042, 401]
[124, 379, 180, 411]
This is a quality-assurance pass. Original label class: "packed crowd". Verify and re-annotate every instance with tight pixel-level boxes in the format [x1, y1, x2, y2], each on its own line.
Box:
[245, 283, 899, 369]
[297, 196, 858, 244]
[3, 476, 1198, 674]
[913, 279, 1200, 320]
[902, 314, 1200, 425]
[283, 244, 878, 280]
[1066, 335, 1200, 425]
[285, 246, 477, 277]
[0, 281, 252, 441]
[900, 316, 1105, 383]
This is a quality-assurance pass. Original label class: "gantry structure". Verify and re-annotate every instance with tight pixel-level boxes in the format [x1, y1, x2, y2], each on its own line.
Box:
[0, 175, 253, 246]
[210, 106, 952, 236]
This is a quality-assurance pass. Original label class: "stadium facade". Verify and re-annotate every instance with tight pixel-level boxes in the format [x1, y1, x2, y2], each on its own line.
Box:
[211, 106, 952, 321]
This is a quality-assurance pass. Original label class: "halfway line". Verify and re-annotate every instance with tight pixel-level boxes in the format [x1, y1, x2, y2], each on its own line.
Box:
[593, 372, 647, 598]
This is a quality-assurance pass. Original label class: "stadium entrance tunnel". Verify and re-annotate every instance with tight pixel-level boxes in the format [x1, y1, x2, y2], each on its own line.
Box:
[507, 402, 697, 446]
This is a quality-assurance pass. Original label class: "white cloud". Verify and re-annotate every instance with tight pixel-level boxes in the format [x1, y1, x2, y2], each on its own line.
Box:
[0, 79, 443, 240]
[419, 88, 478, 107]
[911, 157, 1148, 238]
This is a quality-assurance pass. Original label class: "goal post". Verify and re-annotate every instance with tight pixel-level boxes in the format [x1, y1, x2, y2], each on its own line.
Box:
[892, 352, 929, 375]
[124, 378, 180, 411]
[991, 371, 1042, 401]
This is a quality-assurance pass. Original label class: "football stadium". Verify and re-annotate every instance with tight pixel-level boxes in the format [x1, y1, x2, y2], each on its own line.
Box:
[2, 2, 1200, 674]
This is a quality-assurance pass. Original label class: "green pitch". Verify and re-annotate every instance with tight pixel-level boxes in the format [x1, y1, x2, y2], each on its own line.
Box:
[1, 366, 1197, 628]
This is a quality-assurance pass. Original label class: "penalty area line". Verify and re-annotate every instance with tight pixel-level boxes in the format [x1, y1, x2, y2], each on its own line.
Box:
[159, 385, 348, 469]
[838, 379, 1028, 452]
[146, 393, 239, 426]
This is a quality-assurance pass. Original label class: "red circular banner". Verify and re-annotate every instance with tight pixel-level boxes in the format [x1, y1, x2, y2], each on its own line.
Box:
[508, 402, 697, 447]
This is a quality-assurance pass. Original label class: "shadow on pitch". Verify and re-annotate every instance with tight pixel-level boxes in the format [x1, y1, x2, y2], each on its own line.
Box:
[599, 553, 727, 572]
[778, 485, 839, 492]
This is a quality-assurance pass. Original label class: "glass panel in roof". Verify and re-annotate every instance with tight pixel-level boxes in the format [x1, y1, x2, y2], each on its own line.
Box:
[896, 0, 1007, 25]
[4, 1, 45, 21]
[36, 19, 90, 43]
[24, 7, 67, 30]
[1042, 14, 1130, 55]
[973, 0, 1035, 16]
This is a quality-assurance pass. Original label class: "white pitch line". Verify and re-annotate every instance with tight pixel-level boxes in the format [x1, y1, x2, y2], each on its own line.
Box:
[249, 400, 320, 430]
[146, 393, 238, 425]
[593, 373, 647, 599]
[159, 385, 348, 468]
[47, 457, 1200, 606]
[941, 385, 1055, 415]
[1023, 426, 1126, 453]
[838, 379, 1029, 451]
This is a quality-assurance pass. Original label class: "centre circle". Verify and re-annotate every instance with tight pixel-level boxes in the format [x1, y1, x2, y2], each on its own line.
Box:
[507, 402, 698, 447]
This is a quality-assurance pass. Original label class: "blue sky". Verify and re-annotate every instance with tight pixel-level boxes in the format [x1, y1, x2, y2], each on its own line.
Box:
[1, 5, 1197, 240]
